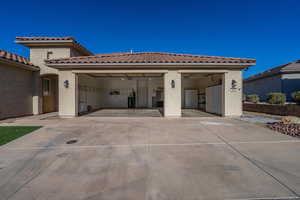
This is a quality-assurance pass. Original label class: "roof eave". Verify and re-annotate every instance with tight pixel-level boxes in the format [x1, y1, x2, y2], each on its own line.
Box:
[46, 62, 255, 69]
[0, 58, 39, 71]
[15, 40, 93, 56]
[15, 40, 74, 44]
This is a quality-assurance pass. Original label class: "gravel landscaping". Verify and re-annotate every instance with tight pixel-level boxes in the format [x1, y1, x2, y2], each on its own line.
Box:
[267, 122, 300, 138]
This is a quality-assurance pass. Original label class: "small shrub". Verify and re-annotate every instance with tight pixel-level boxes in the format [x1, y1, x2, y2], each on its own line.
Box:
[292, 91, 300, 105]
[246, 94, 260, 103]
[267, 93, 286, 104]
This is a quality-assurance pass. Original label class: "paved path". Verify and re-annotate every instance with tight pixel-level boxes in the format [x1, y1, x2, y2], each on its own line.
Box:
[0, 116, 300, 200]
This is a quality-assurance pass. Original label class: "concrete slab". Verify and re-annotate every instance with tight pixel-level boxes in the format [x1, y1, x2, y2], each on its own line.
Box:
[233, 142, 300, 195]
[147, 145, 294, 200]
[182, 109, 217, 117]
[207, 118, 297, 142]
[84, 109, 162, 117]
[0, 116, 300, 199]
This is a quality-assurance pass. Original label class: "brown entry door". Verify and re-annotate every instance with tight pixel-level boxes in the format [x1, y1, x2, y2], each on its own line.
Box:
[43, 78, 57, 113]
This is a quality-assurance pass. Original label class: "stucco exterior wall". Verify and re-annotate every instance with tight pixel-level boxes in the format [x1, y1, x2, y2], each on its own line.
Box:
[58, 71, 78, 117]
[0, 63, 34, 119]
[223, 70, 243, 116]
[281, 73, 300, 100]
[243, 75, 282, 101]
[164, 71, 181, 117]
[70, 48, 85, 57]
[30, 47, 71, 75]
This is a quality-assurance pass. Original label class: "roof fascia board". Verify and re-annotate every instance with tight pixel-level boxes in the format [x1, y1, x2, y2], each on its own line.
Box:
[47, 63, 254, 70]
[15, 40, 93, 56]
[0, 58, 39, 71]
[46, 62, 253, 66]
[15, 40, 74, 44]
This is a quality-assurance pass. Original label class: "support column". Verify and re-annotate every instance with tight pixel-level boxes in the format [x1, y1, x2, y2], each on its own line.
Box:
[32, 71, 41, 115]
[58, 71, 78, 117]
[164, 70, 181, 117]
[222, 70, 242, 116]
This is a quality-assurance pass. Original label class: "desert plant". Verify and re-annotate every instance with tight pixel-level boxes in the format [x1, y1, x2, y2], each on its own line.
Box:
[292, 91, 300, 105]
[267, 93, 286, 104]
[246, 94, 260, 103]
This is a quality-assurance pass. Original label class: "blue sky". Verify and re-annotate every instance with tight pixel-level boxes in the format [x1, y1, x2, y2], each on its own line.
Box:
[1, 0, 299, 78]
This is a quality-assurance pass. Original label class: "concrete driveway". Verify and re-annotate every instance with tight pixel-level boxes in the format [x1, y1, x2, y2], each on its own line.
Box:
[0, 116, 300, 200]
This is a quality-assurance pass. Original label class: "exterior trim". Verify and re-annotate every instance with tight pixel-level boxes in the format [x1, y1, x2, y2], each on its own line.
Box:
[15, 39, 93, 56]
[0, 58, 39, 71]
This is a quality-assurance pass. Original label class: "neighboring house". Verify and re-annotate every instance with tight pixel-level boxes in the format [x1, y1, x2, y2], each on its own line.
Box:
[0, 36, 256, 119]
[244, 60, 300, 101]
[0, 50, 39, 119]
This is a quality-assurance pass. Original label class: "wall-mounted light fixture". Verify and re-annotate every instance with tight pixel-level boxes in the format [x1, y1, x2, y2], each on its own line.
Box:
[171, 80, 175, 88]
[64, 80, 69, 88]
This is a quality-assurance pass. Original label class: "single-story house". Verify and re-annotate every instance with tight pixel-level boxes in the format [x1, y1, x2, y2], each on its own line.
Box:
[1, 36, 255, 119]
[244, 60, 300, 101]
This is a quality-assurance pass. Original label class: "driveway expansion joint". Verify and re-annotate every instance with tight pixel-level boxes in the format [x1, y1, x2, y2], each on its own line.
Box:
[206, 127, 300, 198]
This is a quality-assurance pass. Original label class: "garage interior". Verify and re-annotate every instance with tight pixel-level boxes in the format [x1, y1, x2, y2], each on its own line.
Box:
[181, 73, 223, 117]
[78, 73, 164, 117]
[77, 72, 223, 117]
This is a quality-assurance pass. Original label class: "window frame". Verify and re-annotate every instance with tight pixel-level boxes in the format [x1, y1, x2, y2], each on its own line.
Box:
[43, 78, 51, 96]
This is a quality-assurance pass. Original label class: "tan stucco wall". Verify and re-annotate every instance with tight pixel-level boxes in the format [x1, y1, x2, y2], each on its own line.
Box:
[30, 47, 71, 75]
[164, 70, 182, 117]
[29, 46, 89, 114]
[222, 70, 243, 116]
[0, 63, 34, 119]
[32, 72, 42, 115]
[58, 71, 78, 117]
[70, 48, 85, 57]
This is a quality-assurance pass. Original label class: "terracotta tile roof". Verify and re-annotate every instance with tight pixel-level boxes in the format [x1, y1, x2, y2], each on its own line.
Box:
[244, 60, 300, 82]
[0, 49, 39, 70]
[15, 36, 93, 56]
[46, 52, 255, 65]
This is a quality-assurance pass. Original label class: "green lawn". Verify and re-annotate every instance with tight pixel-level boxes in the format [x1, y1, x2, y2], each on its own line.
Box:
[0, 126, 42, 146]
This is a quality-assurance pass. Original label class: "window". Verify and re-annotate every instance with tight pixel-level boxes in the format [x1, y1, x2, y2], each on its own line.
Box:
[46, 51, 53, 59]
[43, 79, 51, 96]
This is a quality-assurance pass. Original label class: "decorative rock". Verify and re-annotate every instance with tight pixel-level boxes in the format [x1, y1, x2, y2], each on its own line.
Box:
[267, 122, 300, 138]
